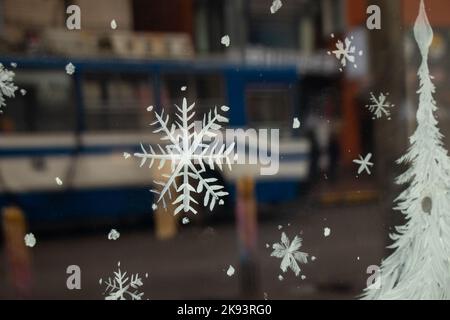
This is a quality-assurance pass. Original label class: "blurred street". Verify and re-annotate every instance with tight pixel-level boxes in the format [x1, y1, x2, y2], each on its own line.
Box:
[0, 191, 387, 300]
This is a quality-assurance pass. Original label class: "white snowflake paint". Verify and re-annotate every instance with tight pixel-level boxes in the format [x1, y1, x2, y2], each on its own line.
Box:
[292, 117, 300, 129]
[181, 86, 187, 92]
[221, 35, 230, 47]
[278, 275, 284, 281]
[0, 63, 18, 112]
[10, 62, 17, 68]
[111, 19, 117, 30]
[226, 265, 235, 277]
[20, 89, 27, 96]
[101, 262, 144, 300]
[123, 152, 131, 159]
[270, 0, 282, 14]
[108, 229, 120, 241]
[55, 177, 63, 186]
[311, 256, 316, 261]
[324, 227, 331, 238]
[182, 217, 190, 225]
[147, 106, 154, 112]
[327, 36, 362, 71]
[152, 203, 157, 211]
[366, 92, 395, 120]
[134, 98, 234, 215]
[353, 153, 374, 175]
[24, 233, 36, 248]
[65, 63, 75, 75]
[271, 232, 308, 277]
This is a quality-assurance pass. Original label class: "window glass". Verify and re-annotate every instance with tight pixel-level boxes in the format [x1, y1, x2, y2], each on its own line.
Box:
[83, 72, 153, 131]
[1, 70, 76, 133]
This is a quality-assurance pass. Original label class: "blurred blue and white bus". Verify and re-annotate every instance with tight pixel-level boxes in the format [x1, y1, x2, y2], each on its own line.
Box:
[0, 57, 312, 227]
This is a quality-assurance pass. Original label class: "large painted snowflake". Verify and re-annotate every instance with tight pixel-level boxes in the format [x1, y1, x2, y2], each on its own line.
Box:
[271, 232, 308, 277]
[135, 98, 235, 215]
[100, 262, 145, 300]
[366, 92, 395, 120]
[0, 63, 18, 112]
[327, 35, 363, 72]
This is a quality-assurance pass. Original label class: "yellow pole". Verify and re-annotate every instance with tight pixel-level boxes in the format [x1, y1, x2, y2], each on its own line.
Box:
[235, 176, 260, 298]
[152, 163, 177, 240]
[2, 206, 32, 297]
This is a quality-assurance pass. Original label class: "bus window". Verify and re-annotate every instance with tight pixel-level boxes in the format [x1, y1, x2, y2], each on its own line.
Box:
[161, 73, 226, 124]
[1, 71, 76, 133]
[245, 85, 294, 137]
[83, 72, 153, 132]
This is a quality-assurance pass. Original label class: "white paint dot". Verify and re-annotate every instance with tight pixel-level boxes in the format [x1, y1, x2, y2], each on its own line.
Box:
[270, 0, 283, 14]
[24, 233, 36, 248]
[65, 63, 75, 75]
[324, 227, 331, 238]
[221, 35, 230, 47]
[226, 265, 235, 277]
[111, 19, 117, 30]
[108, 229, 120, 241]
[56, 177, 63, 186]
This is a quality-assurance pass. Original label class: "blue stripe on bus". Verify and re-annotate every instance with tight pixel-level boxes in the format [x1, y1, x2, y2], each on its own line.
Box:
[0, 187, 154, 223]
[0, 181, 301, 224]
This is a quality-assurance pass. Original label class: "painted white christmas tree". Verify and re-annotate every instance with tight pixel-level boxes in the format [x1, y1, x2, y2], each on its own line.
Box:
[362, 0, 450, 300]
[0, 63, 18, 113]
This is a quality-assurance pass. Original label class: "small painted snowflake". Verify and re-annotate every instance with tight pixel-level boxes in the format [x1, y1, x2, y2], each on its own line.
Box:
[327, 35, 363, 71]
[65, 63, 76, 75]
[366, 92, 395, 120]
[101, 262, 145, 300]
[271, 232, 308, 277]
[108, 229, 120, 240]
[0, 63, 18, 111]
[55, 177, 63, 186]
[24, 233, 36, 247]
[221, 35, 230, 47]
[270, 0, 283, 14]
[111, 19, 118, 30]
[353, 153, 374, 175]
[226, 265, 235, 277]
[182, 217, 190, 225]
